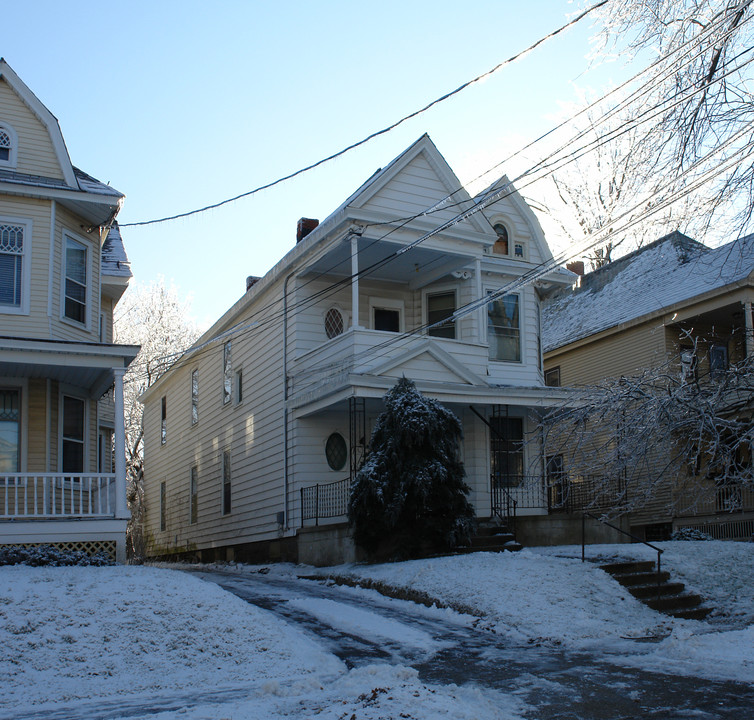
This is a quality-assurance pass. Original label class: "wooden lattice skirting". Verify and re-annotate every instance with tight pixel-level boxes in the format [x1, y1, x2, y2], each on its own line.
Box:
[0, 540, 117, 561]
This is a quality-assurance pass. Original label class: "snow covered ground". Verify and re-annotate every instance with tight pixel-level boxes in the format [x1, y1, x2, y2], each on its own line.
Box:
[338, 541, 754, 683]
[1, 540, 752, 718]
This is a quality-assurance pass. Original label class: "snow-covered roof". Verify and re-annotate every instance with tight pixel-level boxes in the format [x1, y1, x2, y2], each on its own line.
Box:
[542, 232, 754, 353]
[101, 222, 132, 278]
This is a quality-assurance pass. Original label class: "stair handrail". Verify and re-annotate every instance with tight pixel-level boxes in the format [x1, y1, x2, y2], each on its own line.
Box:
[581, 511, 664, 599]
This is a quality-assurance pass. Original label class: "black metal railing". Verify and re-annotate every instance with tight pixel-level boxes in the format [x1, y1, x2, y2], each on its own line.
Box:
[548, 474, 627, 514]
[300, 477, 349, 525]
[581, 511, 664, 600]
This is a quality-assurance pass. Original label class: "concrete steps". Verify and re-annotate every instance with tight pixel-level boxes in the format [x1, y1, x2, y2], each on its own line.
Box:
[456, 524, 523, 554]
[600, 560, 712, 621]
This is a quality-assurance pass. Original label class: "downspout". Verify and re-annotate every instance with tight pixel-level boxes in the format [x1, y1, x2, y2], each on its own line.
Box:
[283, 271, 295, 530]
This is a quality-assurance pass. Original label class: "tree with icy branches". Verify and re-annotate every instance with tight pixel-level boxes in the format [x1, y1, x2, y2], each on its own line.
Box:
[349, 377, 475, 559]
[540, 342, 754, 519]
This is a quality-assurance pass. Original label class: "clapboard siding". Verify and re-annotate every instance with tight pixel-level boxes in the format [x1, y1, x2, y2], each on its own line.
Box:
[143, 135, 567, 558]
[0, 77, 65, 180]
[545, 321, 666, 387]
[26, 379, 47, 472]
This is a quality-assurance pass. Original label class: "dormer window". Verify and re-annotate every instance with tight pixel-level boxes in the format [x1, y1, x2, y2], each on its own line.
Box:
[492, 223, 509, 255]
[0, 123, 18, 168]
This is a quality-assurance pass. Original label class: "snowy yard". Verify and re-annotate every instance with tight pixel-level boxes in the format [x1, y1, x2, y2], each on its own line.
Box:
[1, 540, 752, 719]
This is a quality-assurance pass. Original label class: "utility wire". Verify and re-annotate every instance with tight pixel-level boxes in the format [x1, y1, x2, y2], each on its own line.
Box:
[118, 1, 608, 228]
[126, 8, 753, 381]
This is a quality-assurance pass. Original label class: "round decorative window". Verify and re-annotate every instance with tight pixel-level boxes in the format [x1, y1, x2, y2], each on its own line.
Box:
[324, 307, 344, 339]
[325, 432, 348, 471]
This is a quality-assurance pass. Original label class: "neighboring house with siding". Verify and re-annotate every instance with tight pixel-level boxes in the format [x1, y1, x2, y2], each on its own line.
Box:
[140, 135, 579, 565]
[542, 231, 754, 541]
[0, 59, 138, 562]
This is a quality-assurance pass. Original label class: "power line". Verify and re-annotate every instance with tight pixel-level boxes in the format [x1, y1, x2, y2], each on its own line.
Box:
[124, 8, 754, 382]
[118, 1, 608, 229]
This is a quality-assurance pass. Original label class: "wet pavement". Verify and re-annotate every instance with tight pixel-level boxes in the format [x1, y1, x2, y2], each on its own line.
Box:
[191, 567, 754, 720]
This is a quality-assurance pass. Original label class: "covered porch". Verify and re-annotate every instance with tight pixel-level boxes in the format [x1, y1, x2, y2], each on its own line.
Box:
[0, 337, 139, 562]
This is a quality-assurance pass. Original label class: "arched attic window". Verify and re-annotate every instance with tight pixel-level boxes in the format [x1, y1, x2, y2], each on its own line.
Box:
[0, 123, 18, 168]
[492, 223, 509, 256]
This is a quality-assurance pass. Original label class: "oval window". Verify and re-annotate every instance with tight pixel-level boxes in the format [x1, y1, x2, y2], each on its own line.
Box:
[325, 307, 344, 339]
[325, 432, 348, 471]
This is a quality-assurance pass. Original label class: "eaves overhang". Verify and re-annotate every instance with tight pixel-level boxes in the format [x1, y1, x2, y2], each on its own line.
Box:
[0, 180, 123, 227]
[291, 373, 573, 417]
[0, 336, 140, 398]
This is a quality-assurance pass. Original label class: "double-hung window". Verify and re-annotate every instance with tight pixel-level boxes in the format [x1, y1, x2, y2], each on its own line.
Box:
[223, 342, 232, 404]
[487, 293, 521, 362]
[0, 123, 17, 168]
[191, 370, 199, 425]
[64, 236, 87, 324]
[62, 395, 85, 473]
[427, 291, 456, 339]
[0, 220, 29, 312]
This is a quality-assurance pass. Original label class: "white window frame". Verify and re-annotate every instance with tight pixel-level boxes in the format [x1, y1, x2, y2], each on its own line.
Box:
[59, 390, 88, 473]
[189, 465, 198, 525]
[61, 230, 92, 329]
[222, 341, 232, 405]
[423, 285, 458, 339]
[369, 297, 405, 333]
[0, 122, 18, 169]
[486, 289, 523, 364]
[221, 448, 232, 516]
[323, 305, 346, 340]
[0, 216, 32, 316]
[191, 369, 199, 425]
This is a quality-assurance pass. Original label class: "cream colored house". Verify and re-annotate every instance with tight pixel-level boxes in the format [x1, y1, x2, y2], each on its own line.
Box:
[0, 59, 138, 562]
[542, 232, 754, 541]
[141, 135, 576, 565]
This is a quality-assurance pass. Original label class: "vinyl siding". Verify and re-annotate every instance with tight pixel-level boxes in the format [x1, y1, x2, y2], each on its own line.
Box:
[0, 77, 65, 180]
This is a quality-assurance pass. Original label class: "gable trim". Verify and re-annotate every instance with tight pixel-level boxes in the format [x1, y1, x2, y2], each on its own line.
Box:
[0, 59, 77, 188]
[366, 339, 487, 386]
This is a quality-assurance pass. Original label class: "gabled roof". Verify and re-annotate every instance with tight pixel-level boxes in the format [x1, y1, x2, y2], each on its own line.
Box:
[542, 232, 754, 353]
[0, 58, 77, 188]
[0, 59, 123, 225]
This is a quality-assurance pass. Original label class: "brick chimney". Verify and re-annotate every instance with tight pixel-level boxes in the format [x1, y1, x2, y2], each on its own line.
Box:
[566, 260, 585, 276]
[297, 218, 319, 243]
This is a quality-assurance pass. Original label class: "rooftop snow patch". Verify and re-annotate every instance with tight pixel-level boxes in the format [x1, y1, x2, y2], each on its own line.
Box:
[542, 232, 754, 353]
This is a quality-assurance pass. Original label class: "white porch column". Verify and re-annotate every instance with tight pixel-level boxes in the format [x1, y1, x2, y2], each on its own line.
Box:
[351, 234, 361, 328]
[475, 258, 484, 343]
[113, 367, 128, 519]
[745, 300, 753, 359]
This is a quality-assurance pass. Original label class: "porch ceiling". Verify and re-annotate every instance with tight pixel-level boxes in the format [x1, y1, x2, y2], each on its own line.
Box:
[302, 235, 474, 289]
[0, 337, 139, 398]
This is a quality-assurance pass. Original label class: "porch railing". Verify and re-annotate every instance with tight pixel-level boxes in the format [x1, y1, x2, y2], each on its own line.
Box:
[1, 474, 116, 518]
[547, 474, 627, 514]
[301, 477, 349, 525]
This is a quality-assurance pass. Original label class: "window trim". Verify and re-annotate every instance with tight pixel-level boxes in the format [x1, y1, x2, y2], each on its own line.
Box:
[324, 306, 346, 339]
[222, 341, 232, 405]
[486, 290, 523, 364]
[191, 369, 199, 426]
[160, 396, 167, 445]
[544, 366, 561, 387]
[235, 368, 243, 404]
[60, 391, 87, 473]
[160, 480, 167, 532]
[369, 297, 404, 333]
[0, 122, 18, 169]
[61, 230, 91, 329]
[221, 449, 232, 515]
[189, 465, 198, 525]
[0, 216, 32, 315]
[424, 286, 457, 340]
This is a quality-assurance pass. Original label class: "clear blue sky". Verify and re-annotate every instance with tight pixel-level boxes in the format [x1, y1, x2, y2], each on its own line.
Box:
[4, 1, 628, 327]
